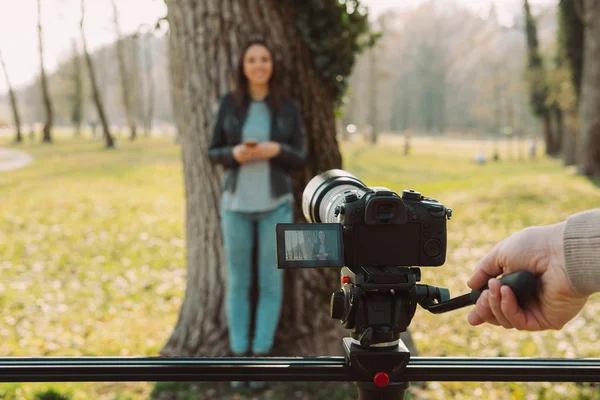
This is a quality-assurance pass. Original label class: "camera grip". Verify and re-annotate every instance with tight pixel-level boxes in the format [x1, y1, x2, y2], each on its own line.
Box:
[470, 271, 537, 307]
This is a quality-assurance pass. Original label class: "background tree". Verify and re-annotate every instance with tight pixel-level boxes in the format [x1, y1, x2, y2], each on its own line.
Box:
[160, 0, 421, 358]
[111, 0, 138, 141]
[37, 0, 54, 143]
[0, 49, 23, 143]
[80, 0, 115, 149]
[577, 0, 600, 177]
[524, 0, 557, 156]
[559, 0, 585, 102]
[140, 29, 155, 137]
[554, 0, 584, 165]
[69, 39, 84, 137]
[343, 1, 545, 142]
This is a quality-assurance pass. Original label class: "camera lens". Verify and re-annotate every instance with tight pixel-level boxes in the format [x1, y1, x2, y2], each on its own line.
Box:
[302, 169, 367, 223]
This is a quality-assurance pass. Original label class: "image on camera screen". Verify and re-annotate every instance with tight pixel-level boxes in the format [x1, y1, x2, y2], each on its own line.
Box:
[276, 223, 344, 269]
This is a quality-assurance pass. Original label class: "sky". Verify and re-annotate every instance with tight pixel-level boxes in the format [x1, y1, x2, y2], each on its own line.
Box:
[0, 0, 555, 95]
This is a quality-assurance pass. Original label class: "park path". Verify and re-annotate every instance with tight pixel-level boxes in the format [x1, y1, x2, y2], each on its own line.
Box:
[0, 147, 33, 172]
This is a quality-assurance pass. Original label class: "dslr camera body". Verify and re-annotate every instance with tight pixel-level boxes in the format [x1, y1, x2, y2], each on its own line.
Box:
[326, 186, 450, 268]
[277, 169, 452, 269]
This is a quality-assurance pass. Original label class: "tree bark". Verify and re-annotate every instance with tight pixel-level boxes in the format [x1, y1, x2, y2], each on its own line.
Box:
[577, 0, 600, 177]
[37, 0, 53, 143]
[111, 0, 138, 141]
[161, 0, 419, 358]
[0, 50, 22, 143]
[80, 0, 115, 149]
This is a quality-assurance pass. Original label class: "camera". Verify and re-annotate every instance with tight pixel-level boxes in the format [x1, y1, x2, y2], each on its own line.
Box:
[276, 169, 452, 269]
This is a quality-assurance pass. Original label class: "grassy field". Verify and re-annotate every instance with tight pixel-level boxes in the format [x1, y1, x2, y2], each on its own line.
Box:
[0, 133, 598, 400]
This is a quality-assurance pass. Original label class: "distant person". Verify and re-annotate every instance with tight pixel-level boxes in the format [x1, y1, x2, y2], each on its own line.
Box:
[89, 120, 98, 138]
[208, 38, 306, 389]
[528, 138, 537, 160]
[474, 151, 487, 164]
[403, 131, 411, 156]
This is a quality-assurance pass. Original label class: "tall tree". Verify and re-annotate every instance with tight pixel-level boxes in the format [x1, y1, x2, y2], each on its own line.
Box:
[70, 39, 84, 137]
[111, 0, 138, 140]
[161, 0, 420, 358]
[577, 0, 600, 176]
[37, 0, 53, 143]
[367, 45, 379, 144]
[142, 31, 155, 137]
[558, 0, 585, 166]
[524, 0, 558, 156]
[559, 0, 585, 102]
[80, 0, 115, 149]
[0, 50, 23, 143]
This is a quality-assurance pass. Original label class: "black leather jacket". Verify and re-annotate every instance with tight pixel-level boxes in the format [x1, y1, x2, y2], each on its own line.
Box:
[208, 94, 307, 198]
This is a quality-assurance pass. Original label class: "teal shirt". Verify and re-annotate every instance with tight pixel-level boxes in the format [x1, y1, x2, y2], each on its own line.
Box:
[221, 100, 292, 213]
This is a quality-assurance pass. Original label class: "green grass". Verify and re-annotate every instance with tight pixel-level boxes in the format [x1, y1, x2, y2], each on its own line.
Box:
[0, 133, 598, 400]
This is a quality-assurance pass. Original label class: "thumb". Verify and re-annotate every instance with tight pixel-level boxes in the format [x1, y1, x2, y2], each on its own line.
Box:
[468, 243, 504, 290]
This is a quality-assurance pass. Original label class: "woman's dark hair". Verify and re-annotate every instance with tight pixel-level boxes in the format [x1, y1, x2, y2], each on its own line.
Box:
[318, 231, 326, 242]
[232, 39, 282, 116]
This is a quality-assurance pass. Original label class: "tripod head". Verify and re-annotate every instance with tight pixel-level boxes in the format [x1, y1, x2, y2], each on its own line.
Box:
[330, 266, 449, 347]
[329, 266, 537, 398]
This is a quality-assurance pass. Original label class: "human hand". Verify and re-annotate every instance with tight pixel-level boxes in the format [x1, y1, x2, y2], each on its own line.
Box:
[232, 144, 255, 164]
[467, 222, 589, 331]
[249, 141, 281, 160]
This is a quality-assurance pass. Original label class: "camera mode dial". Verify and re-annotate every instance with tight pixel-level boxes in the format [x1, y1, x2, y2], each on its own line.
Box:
[402, 190, 421, 201]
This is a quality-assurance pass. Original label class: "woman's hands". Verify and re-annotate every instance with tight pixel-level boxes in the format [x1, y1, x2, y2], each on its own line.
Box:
[232, 141, 281, 164]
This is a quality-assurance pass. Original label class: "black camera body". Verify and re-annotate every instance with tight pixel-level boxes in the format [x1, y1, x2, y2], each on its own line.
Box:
[276, 170, 452, 270]
[336, 187, 451, 268]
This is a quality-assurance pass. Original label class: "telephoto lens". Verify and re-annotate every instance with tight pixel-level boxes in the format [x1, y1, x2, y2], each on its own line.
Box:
[302, 169, 368, 223]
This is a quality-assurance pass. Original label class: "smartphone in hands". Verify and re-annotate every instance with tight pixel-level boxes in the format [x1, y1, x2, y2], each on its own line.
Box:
[244, 139, 259, 148]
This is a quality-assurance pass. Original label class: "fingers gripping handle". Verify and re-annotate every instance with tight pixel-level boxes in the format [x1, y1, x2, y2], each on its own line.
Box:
[470, 271, 537, 307]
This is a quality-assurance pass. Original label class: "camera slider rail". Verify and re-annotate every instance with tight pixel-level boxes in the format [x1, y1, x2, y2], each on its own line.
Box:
[0, 354, 597, 383]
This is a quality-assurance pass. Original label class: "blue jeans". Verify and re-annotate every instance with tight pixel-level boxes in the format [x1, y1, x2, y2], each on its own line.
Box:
[221, 201, 292, 355]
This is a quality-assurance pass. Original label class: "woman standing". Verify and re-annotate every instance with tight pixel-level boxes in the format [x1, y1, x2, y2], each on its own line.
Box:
[208, 39, 306, 381]
[313, 231, 330, 260]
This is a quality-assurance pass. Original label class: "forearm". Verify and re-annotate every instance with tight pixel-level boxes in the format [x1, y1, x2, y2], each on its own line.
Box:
[270, 143, 306, 169]
[208, 146, 239, 168]
[563, 209, 600, 296]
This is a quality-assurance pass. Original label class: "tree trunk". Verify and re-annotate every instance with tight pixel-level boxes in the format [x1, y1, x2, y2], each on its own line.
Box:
[144, 32, 155, 137]
[562, 112, 578, 166]
[80, 0, 115, 149]
[550, 108, 564, 156]
[111, 0, 138, 141]
[37, 0, 53, 144]
[368, 46, 378, 145]
[541, 113, 555, 156]
[0, 50, 23, 143]
[161, 0, 419, 358]
[71, 39, 84, 138]
[577, 0, 600, 176]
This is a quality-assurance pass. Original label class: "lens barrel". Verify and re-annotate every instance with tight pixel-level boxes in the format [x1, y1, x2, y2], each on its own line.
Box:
[302, 169, 367, 223]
